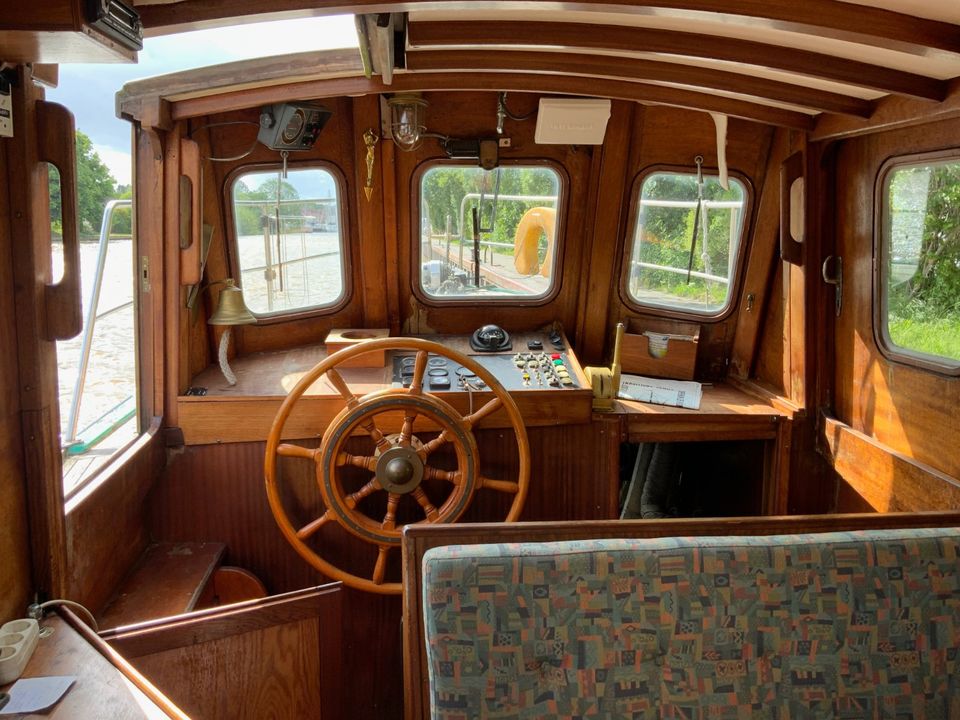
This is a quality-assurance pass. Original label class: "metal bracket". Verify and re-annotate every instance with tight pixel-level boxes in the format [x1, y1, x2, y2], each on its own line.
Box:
[822, 255, 842, 317]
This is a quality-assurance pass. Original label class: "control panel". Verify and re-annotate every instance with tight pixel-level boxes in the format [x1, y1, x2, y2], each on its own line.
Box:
[391, 351, 581, 392]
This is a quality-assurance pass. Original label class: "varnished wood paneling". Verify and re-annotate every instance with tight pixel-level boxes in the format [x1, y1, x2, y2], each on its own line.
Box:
[730, 129, 786, 379]
[823, 416, 960, 512]
[113, 587, 341, 720]
[0, 127, 32, 625]
[407, 21, 945, 102]
[832, 118, 960, 482]
[406, 50, 873, 118]
[147, 420, 619, 720]
[754, 263, 787, 394]
[7, 67, 68, 598]
[610, 108, 775, 380]
[65, 428, 164, 615]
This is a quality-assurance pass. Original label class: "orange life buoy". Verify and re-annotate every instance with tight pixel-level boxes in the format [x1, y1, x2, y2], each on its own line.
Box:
[513, 206, 556, 278]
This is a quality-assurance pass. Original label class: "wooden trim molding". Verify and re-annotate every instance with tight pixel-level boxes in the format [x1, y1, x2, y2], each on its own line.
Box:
[821, 414, 960, 512]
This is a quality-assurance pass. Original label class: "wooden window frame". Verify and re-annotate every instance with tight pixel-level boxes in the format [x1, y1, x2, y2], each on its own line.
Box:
[410, 159, 568, 308]
[874, 150, 960, 376]
[223, 160, 351, 325]
[619, 164, 753, 323]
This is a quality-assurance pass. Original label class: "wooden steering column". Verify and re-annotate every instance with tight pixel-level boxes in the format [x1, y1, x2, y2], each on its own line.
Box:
[264, 337, 530, 594]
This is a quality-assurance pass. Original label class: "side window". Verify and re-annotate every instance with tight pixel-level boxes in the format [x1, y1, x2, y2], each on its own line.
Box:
[625, 171, 747, 316]
[879, 158, 960, 370]
[417, 164, 561, 300]
[231, 166, 346, 316]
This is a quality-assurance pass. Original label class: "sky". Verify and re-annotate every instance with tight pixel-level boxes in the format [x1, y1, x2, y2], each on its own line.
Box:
[47, 15, 359, 187]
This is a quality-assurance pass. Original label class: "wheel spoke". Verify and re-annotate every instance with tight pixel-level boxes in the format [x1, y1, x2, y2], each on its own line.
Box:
[336, 452, 377, 472]
[480, 475, 520, 494]
[278, 443, 319, 461]
[345, 477, 382, 509]
[325, 368, 359, 409]
[296, 510, 332, 540]
[360, 416, 392, 454]
[417, 430, 452, 460]
[463, 397, 502, 429]
[411, 487, 440, 521]
[399, 412, 418, 446]
[372, 545, 390, 586]
[424, 466, 460, 484]
[408, 351, 429, 395]
[382, 492, 401, 531]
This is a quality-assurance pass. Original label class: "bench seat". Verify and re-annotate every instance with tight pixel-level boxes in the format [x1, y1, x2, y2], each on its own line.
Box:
[422, 527, 960, 718]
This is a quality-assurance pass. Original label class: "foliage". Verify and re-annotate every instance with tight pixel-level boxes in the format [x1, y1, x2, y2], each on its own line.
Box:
[628, 173, 745, 311]
[886, 163, 960, 361]
[233, 177, 304, 236]
[421, 165, 560, 265]
[48, 131, 119, 235]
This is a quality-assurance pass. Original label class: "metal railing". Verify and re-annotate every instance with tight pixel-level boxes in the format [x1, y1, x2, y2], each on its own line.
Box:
[63, 199, 135, 451]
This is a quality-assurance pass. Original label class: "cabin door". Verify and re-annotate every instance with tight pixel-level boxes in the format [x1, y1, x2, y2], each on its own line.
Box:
[830, 125, 960, 513]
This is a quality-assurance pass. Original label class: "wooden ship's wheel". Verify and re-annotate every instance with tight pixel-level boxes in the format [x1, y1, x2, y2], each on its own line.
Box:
[265, 337, 530, 594]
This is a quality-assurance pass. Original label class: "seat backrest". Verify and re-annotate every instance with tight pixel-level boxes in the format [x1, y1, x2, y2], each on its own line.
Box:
[422, 528, 960, 718]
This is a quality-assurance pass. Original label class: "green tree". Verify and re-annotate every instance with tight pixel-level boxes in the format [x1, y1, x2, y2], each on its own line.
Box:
[48, 131, 118, 234]
[75, 131, 117, 233]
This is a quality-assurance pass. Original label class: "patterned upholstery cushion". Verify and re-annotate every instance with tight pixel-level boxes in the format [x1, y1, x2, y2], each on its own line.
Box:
[422, 528, 960, 719]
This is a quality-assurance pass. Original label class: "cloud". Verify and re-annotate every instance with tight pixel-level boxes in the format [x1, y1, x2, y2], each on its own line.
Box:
[48, 15, 358, 165]
[94, 145, 133, 187]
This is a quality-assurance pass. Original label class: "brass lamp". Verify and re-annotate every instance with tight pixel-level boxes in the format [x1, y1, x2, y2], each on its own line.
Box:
[387, 94, 428, 151]
[208, 279, 256, 386]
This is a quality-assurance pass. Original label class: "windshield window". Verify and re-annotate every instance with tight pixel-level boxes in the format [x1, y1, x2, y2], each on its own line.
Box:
[625, 171, 747, 316]
[418, 165, 561, 300]
[231, 166, 346, 316]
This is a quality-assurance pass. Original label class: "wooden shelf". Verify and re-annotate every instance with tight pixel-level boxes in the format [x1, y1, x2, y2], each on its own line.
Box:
[97, 542, 225, 631]
[617, 382, 787, 442]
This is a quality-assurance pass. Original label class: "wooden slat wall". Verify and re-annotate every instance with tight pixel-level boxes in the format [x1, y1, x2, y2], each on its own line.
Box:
[146, 419, 621, 720]
[0, 120, 33, 625]
[830, 116, 960, 510]
[605, 107, 777, 378]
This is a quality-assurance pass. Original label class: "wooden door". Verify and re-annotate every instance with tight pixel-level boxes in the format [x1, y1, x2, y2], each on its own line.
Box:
[829, 120, 960, 512]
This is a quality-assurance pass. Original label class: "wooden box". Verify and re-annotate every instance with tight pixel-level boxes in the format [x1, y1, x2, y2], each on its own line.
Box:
[324, 328, 389, 367]
[620, 319, 699, 380]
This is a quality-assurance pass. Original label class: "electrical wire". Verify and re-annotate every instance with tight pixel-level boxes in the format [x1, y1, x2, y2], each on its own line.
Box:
[188, 120, 262, 162]
[32, 599, 99, 632]
[498, 92, 535, 122]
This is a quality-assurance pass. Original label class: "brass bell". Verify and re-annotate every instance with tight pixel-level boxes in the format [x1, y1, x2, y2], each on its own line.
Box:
[208, 279, 256, 326]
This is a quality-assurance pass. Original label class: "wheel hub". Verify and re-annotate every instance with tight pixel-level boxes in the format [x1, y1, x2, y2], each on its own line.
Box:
[375, 444, 424, 494]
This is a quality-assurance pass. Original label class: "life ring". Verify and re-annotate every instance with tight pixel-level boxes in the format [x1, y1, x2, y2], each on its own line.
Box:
[513, 206, 556, 278]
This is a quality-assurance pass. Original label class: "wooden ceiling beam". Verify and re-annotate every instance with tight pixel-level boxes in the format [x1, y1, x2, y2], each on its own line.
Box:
[406, 49, 874, 117]
[166, 70, 813, 130]
[134, 2, 960, 58]
[407, 20, 948, 102]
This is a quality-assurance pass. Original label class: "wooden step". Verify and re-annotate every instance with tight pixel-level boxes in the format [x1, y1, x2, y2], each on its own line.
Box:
[98, 542, 226, 631]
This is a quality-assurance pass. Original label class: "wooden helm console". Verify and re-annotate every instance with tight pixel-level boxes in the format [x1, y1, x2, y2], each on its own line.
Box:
[264, 337, 531, 594]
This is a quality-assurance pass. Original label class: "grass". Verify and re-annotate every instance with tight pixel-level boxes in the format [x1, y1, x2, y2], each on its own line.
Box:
[888, 315, 960, 362]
